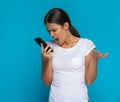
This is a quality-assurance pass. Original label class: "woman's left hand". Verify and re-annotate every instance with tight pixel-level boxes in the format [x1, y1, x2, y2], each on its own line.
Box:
[91, 49, 109, 58]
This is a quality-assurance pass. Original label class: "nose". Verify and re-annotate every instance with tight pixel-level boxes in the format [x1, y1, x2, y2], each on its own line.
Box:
[49, 31, 54, 37]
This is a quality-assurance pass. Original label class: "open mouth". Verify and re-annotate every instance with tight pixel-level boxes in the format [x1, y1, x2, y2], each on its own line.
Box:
[55, 38, 59, 42]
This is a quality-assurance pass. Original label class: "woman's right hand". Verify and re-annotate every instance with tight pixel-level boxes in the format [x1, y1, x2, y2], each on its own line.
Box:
[41, 43, 53, 61]
[41, 43, 53, 86]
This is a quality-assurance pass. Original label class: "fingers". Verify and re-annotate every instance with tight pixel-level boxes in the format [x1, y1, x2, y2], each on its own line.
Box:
[99, 53, 109, 58]
[91, 49, 109, 58]
[44, 45, 51, 52]
[40, 43, 53, 55]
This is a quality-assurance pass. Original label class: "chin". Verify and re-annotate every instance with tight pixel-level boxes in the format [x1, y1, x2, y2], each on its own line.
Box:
[57, 42, 62, 46]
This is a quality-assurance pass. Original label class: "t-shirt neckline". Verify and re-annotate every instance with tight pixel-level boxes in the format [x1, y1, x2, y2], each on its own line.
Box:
[58, 38, 81, 51]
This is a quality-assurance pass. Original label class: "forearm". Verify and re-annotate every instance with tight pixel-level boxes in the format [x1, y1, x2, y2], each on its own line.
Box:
[85, 49, 108, 85]
[85, 57, 98, 85]
[42, 59, 53, 86]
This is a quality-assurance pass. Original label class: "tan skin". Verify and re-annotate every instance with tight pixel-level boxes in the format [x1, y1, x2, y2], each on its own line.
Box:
[41, 22, 108, 86]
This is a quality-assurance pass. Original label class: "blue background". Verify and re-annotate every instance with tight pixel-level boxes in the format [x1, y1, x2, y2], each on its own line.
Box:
[0, 0, 120, 102]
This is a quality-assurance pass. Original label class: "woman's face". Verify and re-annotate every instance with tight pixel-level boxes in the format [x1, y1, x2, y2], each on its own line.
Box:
[46, 22, 69, 46]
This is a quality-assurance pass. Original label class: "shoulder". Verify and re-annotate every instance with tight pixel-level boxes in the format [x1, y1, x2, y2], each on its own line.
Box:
[80, 38, 94, 44]
[80, 38, 96, 56]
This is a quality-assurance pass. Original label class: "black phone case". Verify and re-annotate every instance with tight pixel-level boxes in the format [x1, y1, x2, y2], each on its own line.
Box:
[34, 37, 53, 52]
[34, 37, 47, 48]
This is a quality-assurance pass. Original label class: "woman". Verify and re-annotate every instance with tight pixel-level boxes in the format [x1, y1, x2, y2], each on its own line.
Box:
[41, 8, 108, 102]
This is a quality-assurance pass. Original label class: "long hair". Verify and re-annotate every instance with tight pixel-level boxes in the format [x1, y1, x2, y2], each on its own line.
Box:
[44, 8, 80, 38]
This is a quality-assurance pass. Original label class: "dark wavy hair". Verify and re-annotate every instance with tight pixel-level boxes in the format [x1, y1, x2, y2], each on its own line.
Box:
[44, 8, 80, 38]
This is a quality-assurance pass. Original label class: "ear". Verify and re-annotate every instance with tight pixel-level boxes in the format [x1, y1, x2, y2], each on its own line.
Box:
[63, 22, 69, 30]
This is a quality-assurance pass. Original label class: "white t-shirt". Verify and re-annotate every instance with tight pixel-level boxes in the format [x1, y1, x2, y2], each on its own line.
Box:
[47, 38, 96, 102]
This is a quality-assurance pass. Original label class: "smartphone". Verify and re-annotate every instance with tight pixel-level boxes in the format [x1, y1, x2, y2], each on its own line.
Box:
[34, 37, 53, 52]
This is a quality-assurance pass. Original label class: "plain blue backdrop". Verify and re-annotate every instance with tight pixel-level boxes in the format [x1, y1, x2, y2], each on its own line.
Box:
[0, 0, 120, 102]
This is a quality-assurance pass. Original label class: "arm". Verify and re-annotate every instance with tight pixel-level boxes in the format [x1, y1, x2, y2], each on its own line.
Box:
[41, 44, 53, 86]
[85, 49, 108, 85]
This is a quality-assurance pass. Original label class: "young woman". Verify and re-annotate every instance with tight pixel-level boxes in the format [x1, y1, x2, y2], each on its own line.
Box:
[41, 8, 108, 102]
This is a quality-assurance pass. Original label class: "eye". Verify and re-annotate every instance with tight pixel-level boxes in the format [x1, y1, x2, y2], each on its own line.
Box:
[47, 29, 57, 33]
[52, 29, 57, 32]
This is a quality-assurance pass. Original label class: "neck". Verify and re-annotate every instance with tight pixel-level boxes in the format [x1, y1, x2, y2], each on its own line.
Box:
[62, 32, 80, 48]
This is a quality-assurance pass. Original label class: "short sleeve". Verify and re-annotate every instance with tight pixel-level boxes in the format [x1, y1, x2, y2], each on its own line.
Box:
[84, 39, 96, 56]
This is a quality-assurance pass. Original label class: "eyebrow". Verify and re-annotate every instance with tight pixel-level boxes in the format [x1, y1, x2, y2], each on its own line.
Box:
[47, 28, 57, 32]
